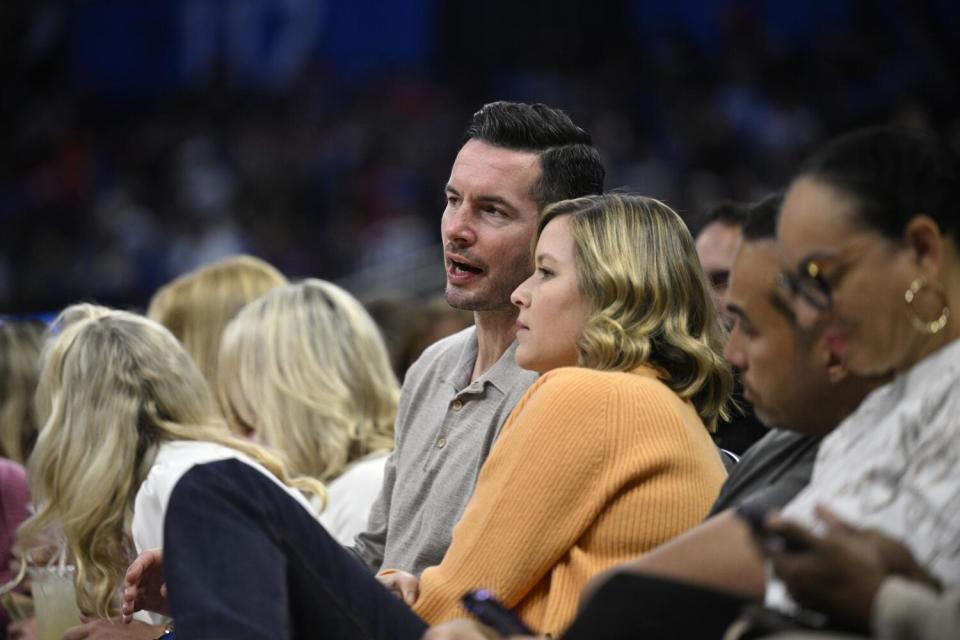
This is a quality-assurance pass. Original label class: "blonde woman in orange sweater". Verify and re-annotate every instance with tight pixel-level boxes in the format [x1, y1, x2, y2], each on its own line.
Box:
[122, 193, 730, 640]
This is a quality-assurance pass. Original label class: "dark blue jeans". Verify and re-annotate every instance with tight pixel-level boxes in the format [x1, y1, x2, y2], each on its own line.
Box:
[163, 459, 430, 640]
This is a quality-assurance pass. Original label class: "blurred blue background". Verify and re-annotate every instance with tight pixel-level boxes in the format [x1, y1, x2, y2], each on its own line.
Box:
[1, 0, 958, 313]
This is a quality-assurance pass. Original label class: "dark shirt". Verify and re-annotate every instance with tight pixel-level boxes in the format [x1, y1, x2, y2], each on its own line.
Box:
[712, 385, 769, 456]
[709, 429, 821, 516]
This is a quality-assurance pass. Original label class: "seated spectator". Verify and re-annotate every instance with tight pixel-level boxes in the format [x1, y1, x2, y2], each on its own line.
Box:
[16, 304, 323, 622]
[124, 192, 732, 638]
[146, 254, 287, 396]
[765, 125, 960, 617]
[0, 459, 30, 635]
[218, 279, 399, 544]
[696, 201, 749, 324]
[0, 319, 45, 465]
[696, 201, 769, 456]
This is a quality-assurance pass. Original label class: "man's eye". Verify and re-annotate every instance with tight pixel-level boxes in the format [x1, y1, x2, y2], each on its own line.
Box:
[446, 196, 460, 206]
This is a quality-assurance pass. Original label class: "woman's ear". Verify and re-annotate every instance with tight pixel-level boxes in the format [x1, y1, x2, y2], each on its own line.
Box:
[903, 215, 944, 278]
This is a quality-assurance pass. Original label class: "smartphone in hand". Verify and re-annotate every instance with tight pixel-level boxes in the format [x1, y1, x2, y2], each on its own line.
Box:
[736, 503, 811, 553]
[461, 589, 533, 635]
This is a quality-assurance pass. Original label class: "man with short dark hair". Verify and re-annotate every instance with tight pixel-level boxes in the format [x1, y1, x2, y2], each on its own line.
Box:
[695, 200, 769, 456]
[124, 102, 605, 640]
[352, 101, 605, 577]
[696, 202, 750, 319]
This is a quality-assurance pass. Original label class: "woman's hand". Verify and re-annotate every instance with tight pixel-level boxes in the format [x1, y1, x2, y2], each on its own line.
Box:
[764, 505, 929, 632]
[376, 570, 420, 605]
[121, 549, 168, 622]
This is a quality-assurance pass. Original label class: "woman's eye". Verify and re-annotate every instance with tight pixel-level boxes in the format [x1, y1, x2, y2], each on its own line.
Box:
[538, 267, 553, 278]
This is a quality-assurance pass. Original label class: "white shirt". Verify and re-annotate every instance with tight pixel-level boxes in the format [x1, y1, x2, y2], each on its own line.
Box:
[767, 338, 960, 611]
[132, 440, 317, 553]
[318, 450, 389, 546]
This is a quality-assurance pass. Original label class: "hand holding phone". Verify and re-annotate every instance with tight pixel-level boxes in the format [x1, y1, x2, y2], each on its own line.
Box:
[461, 589, 533, 636]
[736, 503, 812, 553]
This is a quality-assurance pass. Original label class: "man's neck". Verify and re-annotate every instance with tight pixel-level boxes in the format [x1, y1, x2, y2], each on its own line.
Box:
[470, 306, 519, 382]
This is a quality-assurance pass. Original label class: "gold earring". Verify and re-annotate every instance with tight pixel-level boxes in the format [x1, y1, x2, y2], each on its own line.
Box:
[904, 277, 950, 335]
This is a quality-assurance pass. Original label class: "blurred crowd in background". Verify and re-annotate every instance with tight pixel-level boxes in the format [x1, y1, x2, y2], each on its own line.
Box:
[1, 0, 958, 314]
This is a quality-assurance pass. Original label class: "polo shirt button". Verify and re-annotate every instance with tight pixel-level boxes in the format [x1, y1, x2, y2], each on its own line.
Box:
[436, 436, 447, 448]
[451, 399, 463, 411]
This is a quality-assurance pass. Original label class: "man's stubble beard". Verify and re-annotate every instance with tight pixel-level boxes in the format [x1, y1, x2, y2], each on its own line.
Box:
[444, 257, 533, 313]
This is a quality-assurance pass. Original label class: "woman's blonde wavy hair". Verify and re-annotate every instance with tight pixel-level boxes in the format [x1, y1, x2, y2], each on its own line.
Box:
[218, 280, 398, 482]
[18, 304, 324, 618]
[539, 194, 733, 431]
[0, 319, 45, 464]
[147, 255, 287, 395]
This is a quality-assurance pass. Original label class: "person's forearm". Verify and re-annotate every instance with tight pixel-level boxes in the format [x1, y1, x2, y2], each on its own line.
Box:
[873, 576, 960, 640]
[607, 510, 766, 601]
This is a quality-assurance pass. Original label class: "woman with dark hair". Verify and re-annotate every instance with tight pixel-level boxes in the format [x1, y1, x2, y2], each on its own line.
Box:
[767, 125, 960, 606]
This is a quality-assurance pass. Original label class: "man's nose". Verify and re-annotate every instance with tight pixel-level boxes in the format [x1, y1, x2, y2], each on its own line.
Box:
[723, 330, 746, 370]
[792, 297, 823, 331]
[442, 207, 476, 246]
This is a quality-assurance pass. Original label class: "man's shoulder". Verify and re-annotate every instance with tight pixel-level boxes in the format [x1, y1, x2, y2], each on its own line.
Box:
[739, 428, 819, 466]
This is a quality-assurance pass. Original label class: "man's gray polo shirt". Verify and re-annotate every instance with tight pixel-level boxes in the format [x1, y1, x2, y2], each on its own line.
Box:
[352, 325, 538, 575]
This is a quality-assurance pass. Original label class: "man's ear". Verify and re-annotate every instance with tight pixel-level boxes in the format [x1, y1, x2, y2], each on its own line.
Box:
[903, 215, 944, 278]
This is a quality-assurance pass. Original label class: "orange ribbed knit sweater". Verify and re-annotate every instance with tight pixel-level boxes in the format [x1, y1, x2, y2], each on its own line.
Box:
[410, 365, 727, 636]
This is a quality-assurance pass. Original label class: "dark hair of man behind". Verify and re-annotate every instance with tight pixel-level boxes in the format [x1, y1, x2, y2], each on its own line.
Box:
[742, 192, 784, 242]
[466, 101, 605, 208]
[697, 201, 750, 235]
[800, 125, 960, 240]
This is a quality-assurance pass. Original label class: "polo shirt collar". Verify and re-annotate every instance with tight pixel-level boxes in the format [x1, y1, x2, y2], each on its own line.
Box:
[440, 332, 527, 395]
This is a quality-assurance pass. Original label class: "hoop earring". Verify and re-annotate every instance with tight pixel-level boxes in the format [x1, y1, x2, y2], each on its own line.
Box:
[904, 277, 950, 335]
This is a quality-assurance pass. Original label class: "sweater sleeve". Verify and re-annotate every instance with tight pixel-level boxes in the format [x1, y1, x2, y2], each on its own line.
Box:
[413, 367, 702, 626]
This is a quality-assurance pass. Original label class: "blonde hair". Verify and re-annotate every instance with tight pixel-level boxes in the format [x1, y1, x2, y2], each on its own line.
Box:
[18, 304, 323, 618]
[219, 280, 398, 482]
[0, 319, 45, 464]
[539, 194, 733, 431]
[147, 255, 287, 394]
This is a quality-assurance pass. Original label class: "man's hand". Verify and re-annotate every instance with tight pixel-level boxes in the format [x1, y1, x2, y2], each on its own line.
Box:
[376, 570, 420, 606]
[764, 505, 929, 632]
[63, 618, 165, 639]
[121, 549, 168, 623]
